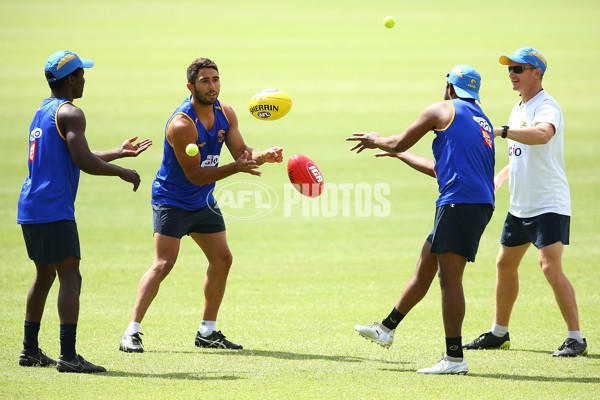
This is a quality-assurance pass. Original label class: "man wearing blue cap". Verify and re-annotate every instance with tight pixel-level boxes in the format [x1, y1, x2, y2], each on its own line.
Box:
[17, 50, 152, 373]
[347, 64, 495, 374]
[463, 47, 587, 357]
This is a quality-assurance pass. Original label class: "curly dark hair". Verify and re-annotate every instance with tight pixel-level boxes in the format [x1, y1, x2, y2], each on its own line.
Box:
[187, 58, 218, 84]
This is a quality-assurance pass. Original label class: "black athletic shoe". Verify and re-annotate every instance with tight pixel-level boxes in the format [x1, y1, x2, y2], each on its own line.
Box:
[19, 348, 57, 367]
[119, 332, 144, 353]
[463, 331, 511, 350]
[195, 330, 243, 350]
[57, 354, 107, 373]
[553, 338, 588, 357]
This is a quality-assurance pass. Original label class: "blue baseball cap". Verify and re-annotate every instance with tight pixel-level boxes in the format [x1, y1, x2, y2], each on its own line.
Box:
[44, 50, 94, 82]
[499, 47, 547, 75]
[446, 64, 481, 102]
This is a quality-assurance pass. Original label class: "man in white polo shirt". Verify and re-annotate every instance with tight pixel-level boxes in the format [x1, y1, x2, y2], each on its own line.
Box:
[463, 47, 587, 357]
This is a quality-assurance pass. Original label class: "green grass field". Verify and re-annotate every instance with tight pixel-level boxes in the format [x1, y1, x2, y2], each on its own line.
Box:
[1, 0, 599, 398]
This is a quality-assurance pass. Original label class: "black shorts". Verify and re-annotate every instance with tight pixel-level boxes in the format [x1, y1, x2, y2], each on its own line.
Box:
[153, 203, 226, 239]
[429, 203, 493, 262]
[21, 220, 81, 265]
[500, 212, 570, 248]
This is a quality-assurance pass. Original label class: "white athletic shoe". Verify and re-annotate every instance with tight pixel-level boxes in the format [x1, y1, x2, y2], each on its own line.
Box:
[417, 356, 468, 375]
[354, 323, 394, 348]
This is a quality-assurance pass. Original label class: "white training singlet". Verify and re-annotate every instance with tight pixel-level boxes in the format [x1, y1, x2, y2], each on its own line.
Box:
[506, 89, 571, 218]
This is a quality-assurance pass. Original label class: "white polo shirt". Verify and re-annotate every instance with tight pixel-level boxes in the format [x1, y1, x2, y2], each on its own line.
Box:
[506, 89, 571, 218]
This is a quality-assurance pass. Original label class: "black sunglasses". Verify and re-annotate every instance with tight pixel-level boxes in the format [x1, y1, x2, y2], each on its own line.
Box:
[508, 65, 536, 74]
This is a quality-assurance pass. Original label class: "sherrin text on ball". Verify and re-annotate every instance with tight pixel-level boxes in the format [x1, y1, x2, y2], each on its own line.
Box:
[248, 89, 292, 121]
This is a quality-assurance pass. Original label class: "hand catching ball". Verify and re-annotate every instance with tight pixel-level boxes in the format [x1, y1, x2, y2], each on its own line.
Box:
[185, 143, 199, 157]
[383, 16, 396, 29]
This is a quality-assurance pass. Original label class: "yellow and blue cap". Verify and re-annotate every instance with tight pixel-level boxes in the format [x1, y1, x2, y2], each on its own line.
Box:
[446, 64, 481, 102]
[499, 47, 547, 75]
[44, 50, 94, 82]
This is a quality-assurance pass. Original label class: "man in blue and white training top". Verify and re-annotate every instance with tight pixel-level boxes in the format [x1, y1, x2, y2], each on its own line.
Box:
[18, 50, 151, 373]
[120, 58, 283, 352]
[463, 47, 587, 357]
[347, 65, 495, 374]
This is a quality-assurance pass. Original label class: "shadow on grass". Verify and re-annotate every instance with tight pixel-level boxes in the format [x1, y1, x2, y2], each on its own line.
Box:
[466, 373, 600, 383]
[378, 369, 600, 383]
[102, 371, 242, 381]
[508, 348, 599, 359]
[149, 348, 411, 365]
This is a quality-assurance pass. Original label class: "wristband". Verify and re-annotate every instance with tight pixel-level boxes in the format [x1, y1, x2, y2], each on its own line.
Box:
[501, 125, 509, 139]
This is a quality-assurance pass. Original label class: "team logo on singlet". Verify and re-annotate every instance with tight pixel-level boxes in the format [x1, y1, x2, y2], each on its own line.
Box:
[217, 129, 226, 143]
[520, 121, 527, 128]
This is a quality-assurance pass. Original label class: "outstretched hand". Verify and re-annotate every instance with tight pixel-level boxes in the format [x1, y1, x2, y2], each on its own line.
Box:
[346, 132, 379, 153]
[121, 136, 153, 157]
[235, 150, 261, 176]
[262, 146, 284, 163]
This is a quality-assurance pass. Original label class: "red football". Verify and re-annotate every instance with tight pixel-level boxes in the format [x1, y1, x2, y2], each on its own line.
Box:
[287, 154, 324, 197]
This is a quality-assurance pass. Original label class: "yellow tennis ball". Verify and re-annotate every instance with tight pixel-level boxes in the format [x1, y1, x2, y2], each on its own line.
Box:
[185, 143, 199, 156]
[383, 16, 396, 29]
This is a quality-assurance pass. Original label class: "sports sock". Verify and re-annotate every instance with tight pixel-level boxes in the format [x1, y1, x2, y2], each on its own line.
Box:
[445, 336, 463, 359]
[23, 320, 41, 353]
[59, 323, 77, 361]
[490, 323, 509, 337]
[199, 321, 216, 336]
[567, 330, 584, 343]
[381, 308, 405, 330]
[124, 321, 141, 336]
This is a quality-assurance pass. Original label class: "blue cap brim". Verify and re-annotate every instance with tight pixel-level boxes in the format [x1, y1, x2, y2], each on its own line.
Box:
[81, 60, 94, 68]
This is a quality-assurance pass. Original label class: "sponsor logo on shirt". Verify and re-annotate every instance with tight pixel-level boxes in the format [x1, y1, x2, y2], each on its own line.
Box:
[29, 128, 42, 162]
[472, 116, 491, 132]
[201, 155, 220, 167]
[508, 143, 522, 157]
[481, 129, 493, 149]
[473, 117, 493, 150]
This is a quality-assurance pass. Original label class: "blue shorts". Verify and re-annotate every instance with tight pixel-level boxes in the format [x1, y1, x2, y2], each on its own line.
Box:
[500, 212, 570, 248]
[429, 203, 493, 262]
[152, 203, 226, 239]
[21, 220, 81, 265]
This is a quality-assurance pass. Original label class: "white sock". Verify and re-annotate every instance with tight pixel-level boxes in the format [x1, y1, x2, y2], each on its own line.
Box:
[490, 323, 509, 337]
[567, 330, 584, 343]
[124, 321, 141, 337]
[199, 321, 216, 336]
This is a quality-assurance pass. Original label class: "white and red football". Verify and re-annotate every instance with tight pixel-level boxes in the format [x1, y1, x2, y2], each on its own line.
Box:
[287, 154, 324, 198]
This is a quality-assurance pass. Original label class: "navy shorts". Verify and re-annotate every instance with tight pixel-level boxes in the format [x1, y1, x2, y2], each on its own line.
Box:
[501, 212, 570, 248]
[21, 220, 81, 265]
[429, 203, 493, 262]
[153, 203, 226, 239]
